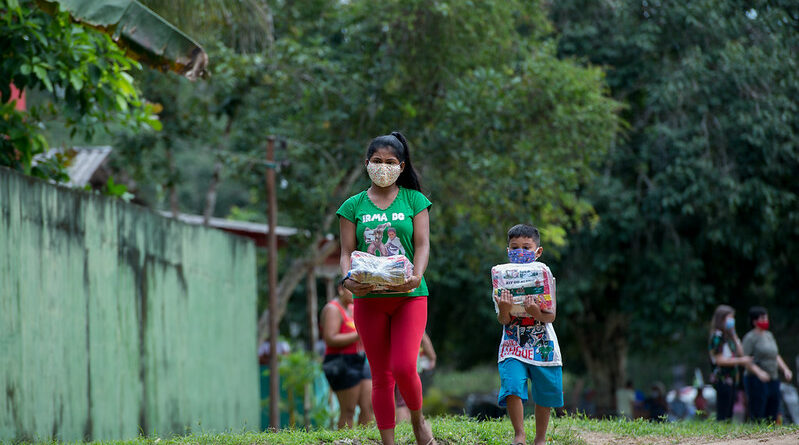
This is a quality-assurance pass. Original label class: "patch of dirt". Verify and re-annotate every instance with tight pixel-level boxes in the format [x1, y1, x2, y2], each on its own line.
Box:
[577, 430, 799, 445]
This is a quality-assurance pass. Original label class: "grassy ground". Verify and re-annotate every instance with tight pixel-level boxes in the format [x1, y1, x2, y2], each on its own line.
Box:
[21, 415, 799, 445]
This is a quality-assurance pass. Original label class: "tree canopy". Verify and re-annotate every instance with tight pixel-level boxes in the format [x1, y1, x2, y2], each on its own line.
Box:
[1, 0, 158, 179]
[550, 0, 799, 411]
[10, 0, 795, 417]
[116, 0, 620, 350]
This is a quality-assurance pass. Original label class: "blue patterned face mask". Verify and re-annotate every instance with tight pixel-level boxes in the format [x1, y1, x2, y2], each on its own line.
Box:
[508, 248, 537, 264]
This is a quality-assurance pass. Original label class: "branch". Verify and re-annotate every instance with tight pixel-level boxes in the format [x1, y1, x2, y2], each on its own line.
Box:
[256, 163, 364, 343]
[202, 161, 222, 225]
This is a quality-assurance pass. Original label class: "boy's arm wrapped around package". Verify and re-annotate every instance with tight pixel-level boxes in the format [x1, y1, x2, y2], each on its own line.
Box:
[491, 262, 555, 318]
[347, 250, 414, 292]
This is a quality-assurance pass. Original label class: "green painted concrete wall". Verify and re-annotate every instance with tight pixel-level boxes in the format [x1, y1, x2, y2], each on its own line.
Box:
[0, 168, 259, 441]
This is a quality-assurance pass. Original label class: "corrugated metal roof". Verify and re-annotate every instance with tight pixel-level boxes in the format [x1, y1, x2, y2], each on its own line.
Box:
[66, 146, 112, 187]
[32, 146, 112, 187]
[158, 211, 298, 237]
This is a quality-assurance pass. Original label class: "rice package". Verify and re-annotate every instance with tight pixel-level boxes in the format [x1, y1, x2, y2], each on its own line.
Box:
[348, 250, 414, 291]
[491, 262, 555, 317]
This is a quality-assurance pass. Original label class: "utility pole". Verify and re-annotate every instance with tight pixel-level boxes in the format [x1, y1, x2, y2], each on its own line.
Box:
[265, 136, 280, 429]
[306, 271, 318, 354]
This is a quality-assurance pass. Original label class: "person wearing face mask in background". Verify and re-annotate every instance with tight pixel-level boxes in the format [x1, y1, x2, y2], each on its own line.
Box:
[337, 131, 435, 445]
[643, 381, 668, 421]
[320, 284, 374, 429]
[708, 304, 752, 421]
[742, 306, 794, 422]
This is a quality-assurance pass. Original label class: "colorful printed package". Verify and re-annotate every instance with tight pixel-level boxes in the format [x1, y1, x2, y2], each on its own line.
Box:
[491, 262, 556, 317]
[348, 250, 414, 291]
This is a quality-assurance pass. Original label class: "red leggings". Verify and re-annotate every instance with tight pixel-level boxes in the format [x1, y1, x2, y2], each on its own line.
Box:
[353, 296, 427, 429]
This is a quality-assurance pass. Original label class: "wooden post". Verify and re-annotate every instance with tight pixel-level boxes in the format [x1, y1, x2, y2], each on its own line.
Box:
[307, 270, 319, 355]
[266, 136, 280, 429]
[325, 276, 335, 302]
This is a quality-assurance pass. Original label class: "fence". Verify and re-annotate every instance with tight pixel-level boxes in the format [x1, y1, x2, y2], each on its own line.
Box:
[0, 167, 259, 441]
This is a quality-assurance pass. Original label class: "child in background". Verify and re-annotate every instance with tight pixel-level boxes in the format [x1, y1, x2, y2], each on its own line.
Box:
[493, 224, 563, 445]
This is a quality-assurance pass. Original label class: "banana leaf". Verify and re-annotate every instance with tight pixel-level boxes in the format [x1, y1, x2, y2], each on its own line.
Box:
[37, 0, 208, 79]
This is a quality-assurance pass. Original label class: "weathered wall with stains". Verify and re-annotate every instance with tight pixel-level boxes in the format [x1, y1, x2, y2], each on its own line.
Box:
[0, 168, 259, 441]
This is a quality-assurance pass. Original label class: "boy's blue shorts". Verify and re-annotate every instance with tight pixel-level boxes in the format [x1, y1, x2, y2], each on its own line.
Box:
[498, 358, 563, 408]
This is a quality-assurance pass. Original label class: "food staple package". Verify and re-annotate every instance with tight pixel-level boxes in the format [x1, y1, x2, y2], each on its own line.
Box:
[491, 262, 556, 317]
[348, 250, 414, 291]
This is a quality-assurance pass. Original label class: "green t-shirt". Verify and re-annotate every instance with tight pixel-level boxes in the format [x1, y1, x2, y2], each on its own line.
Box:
[337, 187, 432, 298]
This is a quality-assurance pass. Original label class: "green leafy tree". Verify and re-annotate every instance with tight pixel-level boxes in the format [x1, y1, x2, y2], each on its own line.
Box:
[139, 0, 274, 55]
[550, 0, 799, 412]
[126, 0, 620, 350]
[41, 0, 208, 79]
[1, 0, 158, 179]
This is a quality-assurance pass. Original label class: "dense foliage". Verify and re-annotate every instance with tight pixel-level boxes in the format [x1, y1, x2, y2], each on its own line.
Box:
[549, 0, 799, 410]
[0, 0, 157, 180]
[119, 0, 620, 365]
[11, 0, 796, 417]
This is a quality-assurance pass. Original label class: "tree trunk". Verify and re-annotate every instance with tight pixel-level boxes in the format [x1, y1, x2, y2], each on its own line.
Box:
[306, 270, 319, 355]
[256, 239, 338, 344]
[166, 147, 179, 217]
[202, 160, 222, 225]
[256, 164, 363, 344]
[572, 311, 629, 417]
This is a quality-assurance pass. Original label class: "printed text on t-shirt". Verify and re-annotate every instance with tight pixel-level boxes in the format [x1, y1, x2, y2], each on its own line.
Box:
[362, 213, 406, 223]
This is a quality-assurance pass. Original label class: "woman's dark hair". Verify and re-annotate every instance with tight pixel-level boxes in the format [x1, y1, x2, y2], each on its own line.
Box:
[365, 131, 421, 191]
[710, 304, 735, 339]
[748, 306, 768, 328]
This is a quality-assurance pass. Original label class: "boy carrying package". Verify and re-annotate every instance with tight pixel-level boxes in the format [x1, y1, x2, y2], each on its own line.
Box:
[491, 262, 555, 317]
[492, 224, 563, 445]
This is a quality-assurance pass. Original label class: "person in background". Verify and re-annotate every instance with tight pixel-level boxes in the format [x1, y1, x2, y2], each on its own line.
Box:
[742, 306, 794, 422]
[258, 338, 290, 365]
[693, 386, 709, 419]
[708, 304, 752, 421]
[643, 381, 668, 422]
[418, 331, 437, 393]
[321, 284, 373, 428]
[395, 331, 437, 423]
[615, 380, 636, 419]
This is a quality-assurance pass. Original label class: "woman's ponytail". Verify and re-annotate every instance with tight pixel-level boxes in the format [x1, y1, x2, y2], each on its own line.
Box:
[390, 131, 421, 191]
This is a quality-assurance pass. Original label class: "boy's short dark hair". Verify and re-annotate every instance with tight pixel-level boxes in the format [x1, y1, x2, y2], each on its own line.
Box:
[507, 224, 540, 245]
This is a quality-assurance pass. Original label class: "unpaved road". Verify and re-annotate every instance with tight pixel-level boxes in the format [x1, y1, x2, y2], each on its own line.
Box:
[578, 430, 799, 445]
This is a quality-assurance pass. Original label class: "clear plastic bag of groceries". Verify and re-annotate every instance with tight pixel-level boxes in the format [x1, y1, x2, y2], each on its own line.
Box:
[491, 262, 556, 317]
[348, 250, 414, 292]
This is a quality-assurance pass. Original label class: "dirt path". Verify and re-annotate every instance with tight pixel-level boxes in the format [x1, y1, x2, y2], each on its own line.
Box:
[578, 430, 799, 445]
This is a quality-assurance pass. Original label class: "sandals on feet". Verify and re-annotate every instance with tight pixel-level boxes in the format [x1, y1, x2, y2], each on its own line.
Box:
[420, 431, 436, 445]
[414, 421, 436, 445]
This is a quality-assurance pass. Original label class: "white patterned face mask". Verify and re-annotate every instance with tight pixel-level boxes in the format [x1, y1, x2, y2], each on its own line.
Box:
[367, 162, 402, 187]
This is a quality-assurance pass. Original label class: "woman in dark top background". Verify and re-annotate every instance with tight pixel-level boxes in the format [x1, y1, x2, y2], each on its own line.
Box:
[707, 304, 752, 421]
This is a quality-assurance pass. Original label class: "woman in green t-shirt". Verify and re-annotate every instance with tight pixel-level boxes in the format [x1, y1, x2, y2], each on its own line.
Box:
[337, 131, 435, 445]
